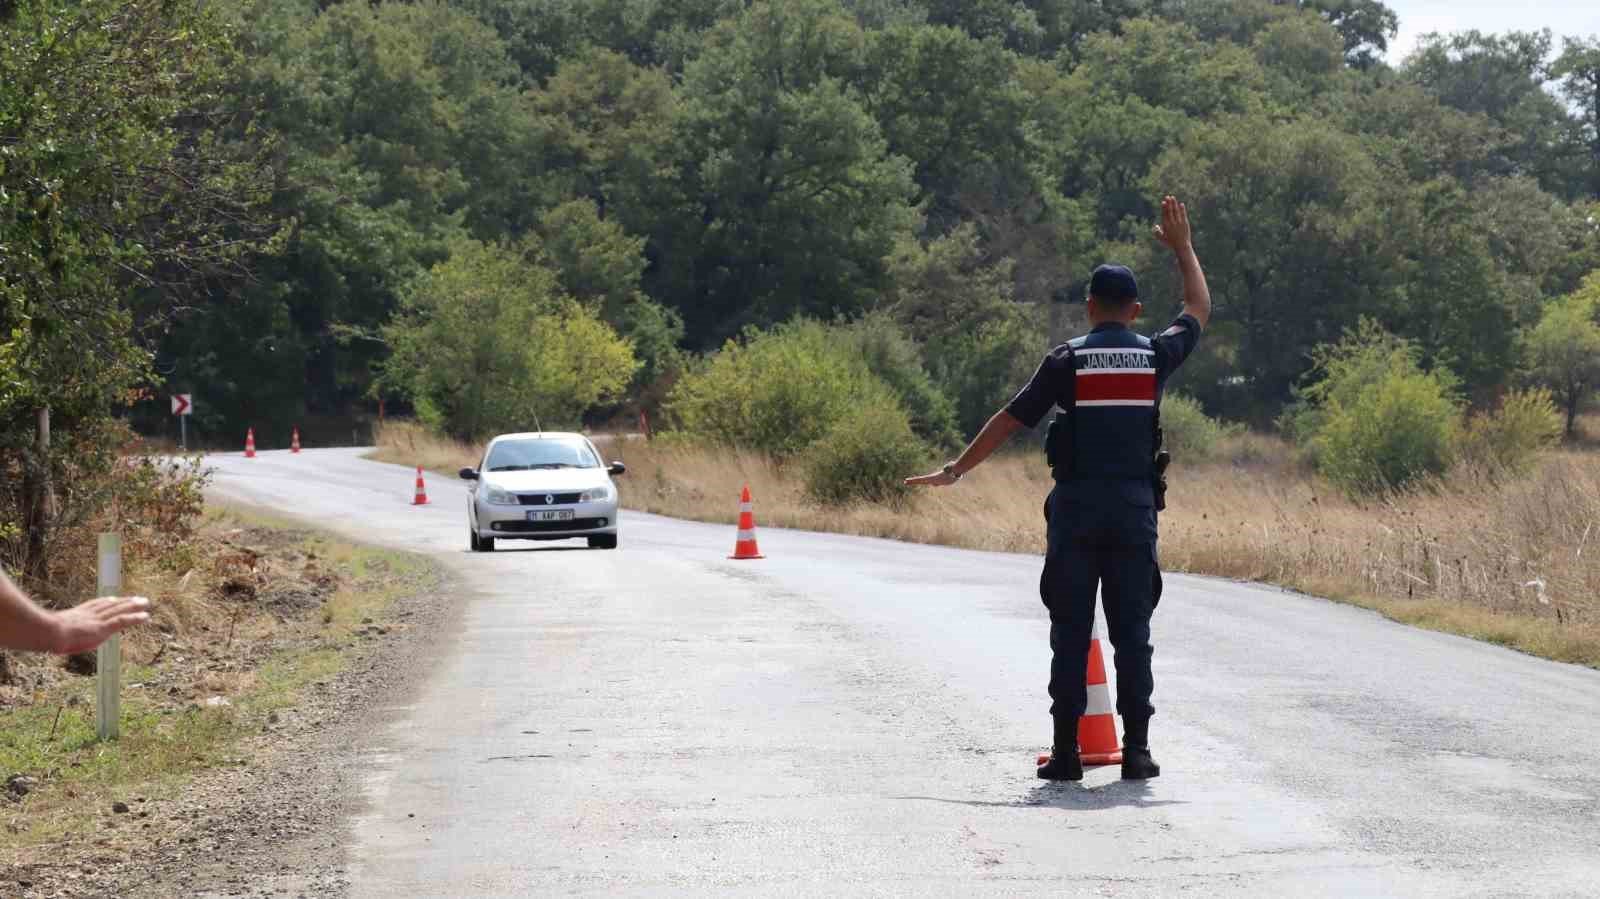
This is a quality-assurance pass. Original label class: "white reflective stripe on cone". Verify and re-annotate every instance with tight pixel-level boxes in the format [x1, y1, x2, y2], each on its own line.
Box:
[736, 529, 757, 542]
[1085, 685, 1114, 717]
[740, 502, 754, 513]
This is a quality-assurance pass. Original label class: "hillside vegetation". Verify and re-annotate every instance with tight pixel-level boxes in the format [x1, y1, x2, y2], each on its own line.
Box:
[6, 1, 1600, 650]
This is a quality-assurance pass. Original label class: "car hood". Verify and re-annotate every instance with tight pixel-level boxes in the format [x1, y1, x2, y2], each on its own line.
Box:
[480, 469, 610, 493]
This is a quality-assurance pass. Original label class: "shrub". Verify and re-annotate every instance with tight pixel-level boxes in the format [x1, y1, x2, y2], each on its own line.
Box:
[1312, 366, 1462, 496]
[927, 315, 1045, 437]
[1462, 388, 1563, 473]
[666, 319, 909, 459]
[379, 238, 638, 439]
[0, 418, 209, 604]
[840, 313, 960, 448]
[1160, 392, 1240, 458]
[802, 399, 928, 505]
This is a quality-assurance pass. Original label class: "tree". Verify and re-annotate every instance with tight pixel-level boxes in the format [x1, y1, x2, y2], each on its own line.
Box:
[1056, 18, 1268, 236]
[860, 24, 1042, 231]
[164, 0, 539, 437]
[883, 225, 1045, 432]
[1404, 30, 1583, 197]
[1145, 117, 1392, 415]
[533, 200, 684, 388]
[379, 239, 637, 438]
[1, 0, 274, 571]
[1553, 37, 1600, 199]
[650, 0, 918, 346]
[1523, 273, 1600, 438]
[1298, 0, 1397, 68]
[527, 49, 678, 225]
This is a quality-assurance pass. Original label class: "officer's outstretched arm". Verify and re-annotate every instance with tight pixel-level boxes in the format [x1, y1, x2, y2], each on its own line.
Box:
[905, 410, 1025, 487]
[1152, 195, 1211, 330]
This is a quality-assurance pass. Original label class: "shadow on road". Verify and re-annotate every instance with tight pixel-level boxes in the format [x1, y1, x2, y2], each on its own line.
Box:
[464, 545, 596, 554]
[898, 780, 1185, 811]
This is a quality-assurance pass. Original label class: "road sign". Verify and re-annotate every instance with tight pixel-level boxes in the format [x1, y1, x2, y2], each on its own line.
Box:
[171, 394, 192, 416]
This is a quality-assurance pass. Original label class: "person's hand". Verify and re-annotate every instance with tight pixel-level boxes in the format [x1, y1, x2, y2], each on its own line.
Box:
[51, 596, 151, 655]
[905, 467, 960, 487]
[1151, 195, 1192, 252]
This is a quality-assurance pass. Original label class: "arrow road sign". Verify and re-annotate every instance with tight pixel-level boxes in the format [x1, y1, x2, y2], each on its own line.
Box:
[172, 394, 192, 416]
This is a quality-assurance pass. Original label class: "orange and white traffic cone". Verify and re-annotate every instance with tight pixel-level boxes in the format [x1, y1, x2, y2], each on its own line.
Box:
[244, 428, 256, 458]
[728, 485, 764, 559]
[291, 427, 301, 454]
[1038, 620, 1124, 768]
[412, 466, 429, 506]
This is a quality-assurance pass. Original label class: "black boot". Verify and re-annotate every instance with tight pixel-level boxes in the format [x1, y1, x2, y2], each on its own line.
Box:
[1036, 716, 1083, 781]
[1120, 716, 1160, 780]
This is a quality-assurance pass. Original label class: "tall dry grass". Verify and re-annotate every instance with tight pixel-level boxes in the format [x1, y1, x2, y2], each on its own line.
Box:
[372, 420, 1600, 667]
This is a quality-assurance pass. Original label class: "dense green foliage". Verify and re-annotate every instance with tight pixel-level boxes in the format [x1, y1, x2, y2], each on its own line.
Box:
[1288, 322, 1464, 495]
[802, 401, 928, 506]
[665, 319, 917, 459]
[101, 0, 1600, 441]
[378, 239, 636, 439]
[7, 0, 1600, 541]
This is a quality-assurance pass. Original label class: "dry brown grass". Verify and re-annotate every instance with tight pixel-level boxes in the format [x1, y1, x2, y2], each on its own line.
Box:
[373, 420, 1600, 668]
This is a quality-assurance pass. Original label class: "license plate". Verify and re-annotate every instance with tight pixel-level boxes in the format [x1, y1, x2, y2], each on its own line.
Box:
[527, 510, 574, 523]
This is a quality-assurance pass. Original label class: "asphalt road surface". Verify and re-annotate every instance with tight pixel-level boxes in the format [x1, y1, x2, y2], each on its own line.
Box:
[208, 448, 1600, 897]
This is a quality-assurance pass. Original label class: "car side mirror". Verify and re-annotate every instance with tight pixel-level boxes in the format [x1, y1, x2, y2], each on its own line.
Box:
[608, 461, 626, 476]
[459, 468, 479, 481]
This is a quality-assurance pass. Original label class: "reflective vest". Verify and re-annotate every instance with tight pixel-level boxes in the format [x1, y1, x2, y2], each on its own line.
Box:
[1060, 324, 1158, 483]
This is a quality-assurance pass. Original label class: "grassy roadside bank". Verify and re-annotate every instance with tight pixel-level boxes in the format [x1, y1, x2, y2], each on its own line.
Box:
[371, 421, 1600, 670]
[0, 504, 440, 870]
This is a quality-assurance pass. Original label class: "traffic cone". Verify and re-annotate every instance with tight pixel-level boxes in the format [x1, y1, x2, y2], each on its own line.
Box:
[728, 485, 764, 559]
[291, 427, 301, 454]
[245, 428, 256, 458]
[1038, 620, 1124, 768]
[412, 466, 429, 506]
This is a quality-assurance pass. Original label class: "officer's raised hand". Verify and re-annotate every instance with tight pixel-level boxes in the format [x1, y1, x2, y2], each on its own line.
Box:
[1151, 195, 1190, 251]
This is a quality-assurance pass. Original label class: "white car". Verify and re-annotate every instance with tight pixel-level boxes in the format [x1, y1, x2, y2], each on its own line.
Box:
[459, 432, 625, 552]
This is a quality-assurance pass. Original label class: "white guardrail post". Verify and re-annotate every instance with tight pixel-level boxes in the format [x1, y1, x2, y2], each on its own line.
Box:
[96, 533, 122, 741]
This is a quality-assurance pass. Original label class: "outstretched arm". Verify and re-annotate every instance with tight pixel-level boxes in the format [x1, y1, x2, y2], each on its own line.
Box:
[1, 569, 150, 654]
[1153, 195, 1211, 329]
[905, 409, 1026, 487]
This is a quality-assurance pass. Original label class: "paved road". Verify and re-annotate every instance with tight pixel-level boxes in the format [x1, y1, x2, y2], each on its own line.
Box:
[209, 448, 1600, 897]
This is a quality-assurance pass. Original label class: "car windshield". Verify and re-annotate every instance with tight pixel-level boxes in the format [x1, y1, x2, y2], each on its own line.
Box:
[485, 438, 600, 472]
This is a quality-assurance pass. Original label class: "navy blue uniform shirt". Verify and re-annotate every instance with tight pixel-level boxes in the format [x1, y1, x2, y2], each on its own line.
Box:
[1006, 313, 1203, 542]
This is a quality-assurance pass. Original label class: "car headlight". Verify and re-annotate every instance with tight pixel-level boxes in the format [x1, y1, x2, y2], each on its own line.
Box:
[579, 485, 614, 503]
[483, 484, 518, 505]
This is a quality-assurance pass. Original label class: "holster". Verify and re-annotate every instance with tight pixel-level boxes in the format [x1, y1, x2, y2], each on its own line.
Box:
[1151, 422, 1169, 512]
[1045, 412, 1070, 476]
[1152, 450, 1171, 512]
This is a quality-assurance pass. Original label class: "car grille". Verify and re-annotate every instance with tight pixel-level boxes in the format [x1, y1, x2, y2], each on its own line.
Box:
[515, 492, 582, 506]
[492, 517, 608, 533]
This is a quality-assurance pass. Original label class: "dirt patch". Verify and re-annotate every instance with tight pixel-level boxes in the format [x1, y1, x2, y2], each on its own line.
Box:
[0, 510, 456, 898]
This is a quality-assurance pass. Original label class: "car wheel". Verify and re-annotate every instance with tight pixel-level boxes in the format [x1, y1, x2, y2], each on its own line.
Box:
[471, 527, 495, 552]
[588, 534, 618, 550]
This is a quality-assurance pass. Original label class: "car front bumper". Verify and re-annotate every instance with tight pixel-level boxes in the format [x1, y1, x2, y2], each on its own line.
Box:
[472, 496, 619, 540]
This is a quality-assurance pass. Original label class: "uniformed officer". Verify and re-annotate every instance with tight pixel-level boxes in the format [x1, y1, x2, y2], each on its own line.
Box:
[907, 196, 1211, 781]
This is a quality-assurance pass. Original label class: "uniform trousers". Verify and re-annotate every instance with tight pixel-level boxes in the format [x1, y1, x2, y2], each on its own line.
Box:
[1040, 487, 1161, 724]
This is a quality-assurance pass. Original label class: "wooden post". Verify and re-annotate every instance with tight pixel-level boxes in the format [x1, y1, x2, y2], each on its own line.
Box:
[95, 534, 122, 741]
